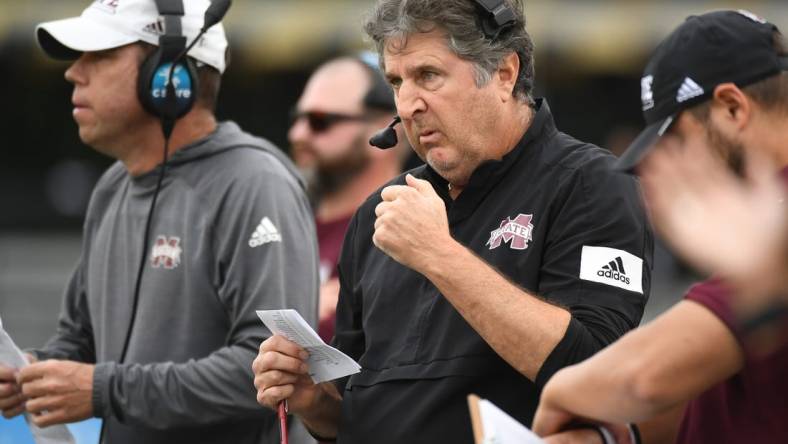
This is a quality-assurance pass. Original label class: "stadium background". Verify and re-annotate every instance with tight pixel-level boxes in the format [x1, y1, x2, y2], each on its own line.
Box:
[0, 0, 785, 442]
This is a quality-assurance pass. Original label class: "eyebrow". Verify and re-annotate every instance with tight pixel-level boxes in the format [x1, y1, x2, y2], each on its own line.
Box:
[386, 61, 444, 83]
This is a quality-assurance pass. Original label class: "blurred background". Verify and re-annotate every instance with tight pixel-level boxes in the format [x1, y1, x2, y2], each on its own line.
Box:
[0, 0, 786, 441]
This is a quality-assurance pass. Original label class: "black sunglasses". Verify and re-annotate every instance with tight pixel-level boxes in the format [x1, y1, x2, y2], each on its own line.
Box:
[290, 109, 368, 134]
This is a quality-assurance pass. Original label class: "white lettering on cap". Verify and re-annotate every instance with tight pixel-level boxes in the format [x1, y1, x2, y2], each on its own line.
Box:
[737, 10, 767, 24]
[641, 75, 655, 111]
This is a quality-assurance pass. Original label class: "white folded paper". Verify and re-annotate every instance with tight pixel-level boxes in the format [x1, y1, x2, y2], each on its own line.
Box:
[0, 315, 76, 444]
[468, 394, 544, 444]
[256, 310, 361, 384]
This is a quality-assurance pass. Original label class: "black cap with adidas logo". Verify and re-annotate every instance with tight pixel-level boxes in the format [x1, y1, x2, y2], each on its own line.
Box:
[616, 10, 788, 172]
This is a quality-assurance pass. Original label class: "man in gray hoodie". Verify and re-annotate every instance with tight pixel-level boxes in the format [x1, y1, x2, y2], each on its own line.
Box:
[0, 1, 318, 443]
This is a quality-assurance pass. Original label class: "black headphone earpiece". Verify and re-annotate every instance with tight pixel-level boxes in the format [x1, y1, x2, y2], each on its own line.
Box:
[138, 51, 198, 120]
[473, 0, 516, 41]
[137, 0, 197, 124]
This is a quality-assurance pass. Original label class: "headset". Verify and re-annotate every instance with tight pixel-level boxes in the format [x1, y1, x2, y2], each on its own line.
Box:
[137, 0, 199, 136]
[369, 0, 517, 149]
[104, 1, 230, 441]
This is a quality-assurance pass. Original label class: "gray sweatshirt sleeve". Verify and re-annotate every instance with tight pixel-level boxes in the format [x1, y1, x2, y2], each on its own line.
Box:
[92, 163, 320, 429]
[33, 258, 97, 363]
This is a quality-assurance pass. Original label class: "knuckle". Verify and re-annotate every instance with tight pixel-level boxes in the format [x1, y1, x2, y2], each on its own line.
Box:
[260, 352, 277, 369]
[251, 356, 262, 374]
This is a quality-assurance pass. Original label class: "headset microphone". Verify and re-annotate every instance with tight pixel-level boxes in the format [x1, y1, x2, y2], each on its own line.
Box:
[204, 0, 232, 30]
[369, 115, 401, 149]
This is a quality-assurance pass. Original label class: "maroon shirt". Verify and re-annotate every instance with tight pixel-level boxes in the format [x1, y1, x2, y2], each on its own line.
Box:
[316, 215, 353, 342]
[677, 281, 788, 443]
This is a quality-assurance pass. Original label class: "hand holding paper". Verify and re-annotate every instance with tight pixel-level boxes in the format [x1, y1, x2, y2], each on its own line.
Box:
[256, 310, 360, 384]
[0, 315, 76, 444]
[253, 310, 359, 417]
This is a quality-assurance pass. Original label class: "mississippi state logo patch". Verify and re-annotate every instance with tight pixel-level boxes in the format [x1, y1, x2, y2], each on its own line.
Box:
[486, 213, 534, 250]
[150, 236, 182, 269]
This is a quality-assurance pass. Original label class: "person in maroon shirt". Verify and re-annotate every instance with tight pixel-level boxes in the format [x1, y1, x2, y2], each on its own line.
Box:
[288, 54, 409, 342]
[532, 10, 788, 444]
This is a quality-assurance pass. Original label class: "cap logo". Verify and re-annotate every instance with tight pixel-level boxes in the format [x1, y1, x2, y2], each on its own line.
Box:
[736, 10, 767, 24]
[143, 18, 166, 36]
[676, 77, 704, 103]
[93, 0, 119, 14]
[641, 75, 655, 111]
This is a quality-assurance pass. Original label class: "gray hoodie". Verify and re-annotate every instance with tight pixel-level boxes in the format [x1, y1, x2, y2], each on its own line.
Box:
[35, 122, 319, 443]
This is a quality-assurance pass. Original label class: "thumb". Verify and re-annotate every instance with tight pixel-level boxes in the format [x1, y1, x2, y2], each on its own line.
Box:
[405, 173, 434, 195]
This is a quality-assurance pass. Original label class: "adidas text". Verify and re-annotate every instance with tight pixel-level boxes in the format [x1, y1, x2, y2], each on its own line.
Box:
[597, 269, 630, 285]
[249, 217, 282, 248]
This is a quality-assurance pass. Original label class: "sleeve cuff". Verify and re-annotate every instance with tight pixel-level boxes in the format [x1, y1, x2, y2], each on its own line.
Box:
[92, 361, 117, 419]
[534, 316, 583, 389]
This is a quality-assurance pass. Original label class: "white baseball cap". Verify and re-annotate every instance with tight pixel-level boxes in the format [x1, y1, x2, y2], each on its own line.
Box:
[36, 0, 229, 73]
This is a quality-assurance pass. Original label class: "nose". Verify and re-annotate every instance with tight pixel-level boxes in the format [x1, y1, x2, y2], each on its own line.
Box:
[395, 81, 426, 121]
[64, 54, 88, 85]
[288, 114, 311, 146]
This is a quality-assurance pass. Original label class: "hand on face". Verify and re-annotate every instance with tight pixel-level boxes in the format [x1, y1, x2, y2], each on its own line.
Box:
[373, 174, 452, 271]
[640, 134, 787, 300]
[252, 335, 317, 416]
[17, 360, 94, 427]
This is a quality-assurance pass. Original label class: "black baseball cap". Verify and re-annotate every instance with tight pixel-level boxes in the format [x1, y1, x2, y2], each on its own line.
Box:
[616, 10, 788, 172]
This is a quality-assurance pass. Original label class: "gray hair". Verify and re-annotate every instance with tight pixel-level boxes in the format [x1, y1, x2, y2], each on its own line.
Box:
[364, 0, 535, 106]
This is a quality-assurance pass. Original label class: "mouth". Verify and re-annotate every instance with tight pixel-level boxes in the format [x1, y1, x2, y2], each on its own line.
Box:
[418, 129, 441, 146]
[72, 99, 89, 112]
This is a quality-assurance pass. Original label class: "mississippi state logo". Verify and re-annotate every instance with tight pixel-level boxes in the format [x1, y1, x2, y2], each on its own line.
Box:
[150, 236, 182, 269]
[486, 214, 534, 250]
[94, 0, 120, 13]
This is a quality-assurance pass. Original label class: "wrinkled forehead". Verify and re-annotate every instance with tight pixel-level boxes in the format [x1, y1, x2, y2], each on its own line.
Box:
[381, 28, 452, 66]
[382, 30, 457, 75]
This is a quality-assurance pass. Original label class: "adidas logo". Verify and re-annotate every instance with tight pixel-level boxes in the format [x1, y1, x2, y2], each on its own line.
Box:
[597, 257, 630, 285]
[249, 217, 282, 248]
[676, 77, 704, 103]
[142, 19, 165, 36]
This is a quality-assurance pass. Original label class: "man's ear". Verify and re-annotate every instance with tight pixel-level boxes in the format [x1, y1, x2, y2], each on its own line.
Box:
[709, 83, 752, 132]
[495, 52, 520, 102]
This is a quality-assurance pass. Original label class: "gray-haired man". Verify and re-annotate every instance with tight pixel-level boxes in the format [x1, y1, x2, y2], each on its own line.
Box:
[253, 1, 652, 442]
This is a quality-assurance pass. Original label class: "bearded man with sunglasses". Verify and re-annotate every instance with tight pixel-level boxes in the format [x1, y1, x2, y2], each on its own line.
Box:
[289, 54, 410, 343]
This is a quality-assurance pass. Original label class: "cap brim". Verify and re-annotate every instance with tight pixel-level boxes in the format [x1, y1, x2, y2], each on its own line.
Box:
[615, 115, 675, 173]
[36, 16, 139, 60]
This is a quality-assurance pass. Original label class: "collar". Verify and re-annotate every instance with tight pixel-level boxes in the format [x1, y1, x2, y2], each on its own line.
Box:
[419, 98, 557, 222]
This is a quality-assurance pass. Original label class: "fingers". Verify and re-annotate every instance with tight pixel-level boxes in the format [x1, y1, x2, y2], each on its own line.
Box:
[380, 184, 411, 202]
[254, 369, 299, 390]
[0, 365, 17, 383]
[0, 390, 26, 417]
[29, 408, 69, 428]
[24, 395, 63, 416]
[17, 361, 52, 384]
[0, 368, 27, 419]
[543, 428, 603, 444]
[258, 335, 308, 361]
[20, 377, 52, 399]
[374, 201, 392, 218]
[404, 173, 436, 194]
[256, 383, 295, 410]
[3, 401, 25, 419]
[252, 352, 308, 379]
